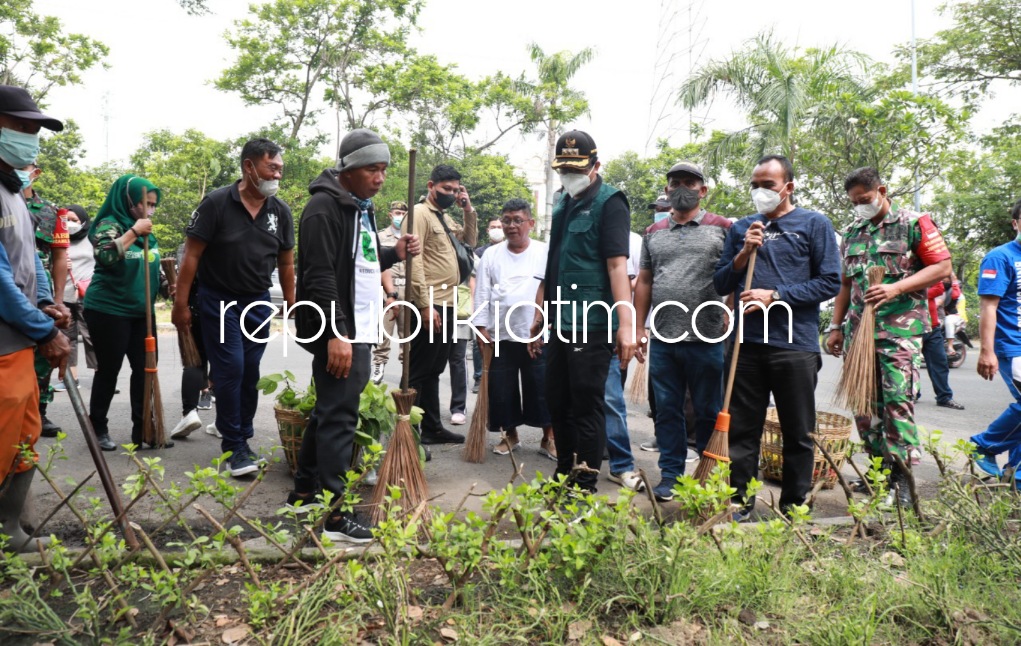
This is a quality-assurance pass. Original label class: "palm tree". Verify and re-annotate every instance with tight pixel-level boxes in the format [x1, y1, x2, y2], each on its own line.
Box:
[677, 32, 869, 170]
[526, 43, 595, 239]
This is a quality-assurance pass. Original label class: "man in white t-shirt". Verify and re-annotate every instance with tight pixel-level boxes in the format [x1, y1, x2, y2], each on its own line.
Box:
[474, 198, 555, 459]
[288, 129, 420, 543]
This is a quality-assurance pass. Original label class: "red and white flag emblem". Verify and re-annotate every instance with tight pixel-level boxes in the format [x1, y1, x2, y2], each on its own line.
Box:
[982, 269, 998, 280]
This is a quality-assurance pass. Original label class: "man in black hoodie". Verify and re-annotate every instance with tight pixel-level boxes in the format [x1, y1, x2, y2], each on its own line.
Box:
[289, 129, 419, 543]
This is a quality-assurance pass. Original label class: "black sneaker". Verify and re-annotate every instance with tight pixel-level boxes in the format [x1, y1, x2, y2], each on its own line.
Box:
[197, 389, 213, 410]
[243, 440, 267, 465]
[41, 416, 61, 438]
[96, 433, 117, 451]
[420, 427, 465, 445]
[652, 480, 675, 502]
[283, 491, 323, 515]
[937, 399, 965, 410]
[322, 512, 374, 543]
[228, 452, 259, 477]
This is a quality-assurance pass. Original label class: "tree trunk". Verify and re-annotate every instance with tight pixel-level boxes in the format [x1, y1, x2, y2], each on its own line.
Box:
[542, 122, 557, 241]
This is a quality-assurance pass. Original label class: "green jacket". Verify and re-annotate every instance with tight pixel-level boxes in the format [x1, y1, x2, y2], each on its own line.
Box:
[549, 180, 622, 333]
[84, 217, 160, 318]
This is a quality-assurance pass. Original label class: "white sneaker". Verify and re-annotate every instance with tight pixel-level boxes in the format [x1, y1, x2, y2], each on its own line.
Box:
[451, 412, 466, 425]
[205, 423, 222, 439]
[608, 470, 646, 492]
[170, 409, 202, 439]
[371, 363, 386, 385]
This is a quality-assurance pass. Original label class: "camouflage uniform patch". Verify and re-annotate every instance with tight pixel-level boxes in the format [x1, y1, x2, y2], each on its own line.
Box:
[854, 337, 920, 460]
[34, 347, 54, 406]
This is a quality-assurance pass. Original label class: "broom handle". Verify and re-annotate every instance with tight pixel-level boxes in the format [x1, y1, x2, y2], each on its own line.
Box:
[400, 148, 417, 392]
[140, 188, 153, 339]
[63, 372, 140, 550]
[721, 248, 758, 412]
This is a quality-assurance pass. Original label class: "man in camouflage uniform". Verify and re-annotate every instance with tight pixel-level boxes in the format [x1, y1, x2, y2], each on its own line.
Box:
[826, 167, 951, 506]
[23, 163, 69, 437]
[370, 200, 408, 384]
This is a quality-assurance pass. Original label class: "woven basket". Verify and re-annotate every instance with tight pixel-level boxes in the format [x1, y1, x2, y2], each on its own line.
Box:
[274, 406, 308, 477]
[759, 409, 852, 489]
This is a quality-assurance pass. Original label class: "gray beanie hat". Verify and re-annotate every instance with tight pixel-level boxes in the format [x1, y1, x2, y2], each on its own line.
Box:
[337, 128, 391, 171]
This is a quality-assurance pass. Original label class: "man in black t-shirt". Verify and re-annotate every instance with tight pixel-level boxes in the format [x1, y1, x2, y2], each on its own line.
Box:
[172, 138, 295, 477]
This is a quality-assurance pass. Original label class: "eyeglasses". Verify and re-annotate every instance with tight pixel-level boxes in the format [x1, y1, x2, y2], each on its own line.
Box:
[499, 216, 530, 226]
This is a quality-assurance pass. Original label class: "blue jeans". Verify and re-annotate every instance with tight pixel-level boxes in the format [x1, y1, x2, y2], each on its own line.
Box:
[198, 286, 272, 454]
[604, 354, 634, 474]
[472, 336, 483, 382]
[971, 356, 1021, 469]
[649, 340, 724, 481]
[921, 327, 954, 404]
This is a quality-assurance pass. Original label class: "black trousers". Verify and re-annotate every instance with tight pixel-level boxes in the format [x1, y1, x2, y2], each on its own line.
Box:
[728, 343, 821, 512]
[545, 337, 613, 492]
[294, 344, 371, 499]
[84, 308, 155, 443]
[408, 306, 455, 434]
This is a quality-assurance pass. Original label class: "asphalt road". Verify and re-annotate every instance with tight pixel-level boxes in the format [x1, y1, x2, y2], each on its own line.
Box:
[31, 326, 1006, 533]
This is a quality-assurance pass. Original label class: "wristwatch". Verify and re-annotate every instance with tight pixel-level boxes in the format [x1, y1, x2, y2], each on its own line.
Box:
[771, 290, 781, 302]
[827, 323, 842, 333]
[386, 291, 398, 299]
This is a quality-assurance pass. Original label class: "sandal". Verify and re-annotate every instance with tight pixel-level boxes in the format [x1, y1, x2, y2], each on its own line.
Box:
[493, 438, 520, 455]
[539, 438, 558, 461]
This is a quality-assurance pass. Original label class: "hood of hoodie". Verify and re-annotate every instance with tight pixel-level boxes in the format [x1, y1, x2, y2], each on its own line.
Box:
[308, 168, 361, 207]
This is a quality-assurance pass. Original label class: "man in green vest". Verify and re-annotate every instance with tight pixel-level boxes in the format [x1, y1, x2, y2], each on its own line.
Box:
[529, 130, 637, 492]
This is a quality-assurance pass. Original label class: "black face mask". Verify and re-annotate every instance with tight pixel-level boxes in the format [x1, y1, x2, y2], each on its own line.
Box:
[434, 191, 457, 209]
[670, 186, 701, 213]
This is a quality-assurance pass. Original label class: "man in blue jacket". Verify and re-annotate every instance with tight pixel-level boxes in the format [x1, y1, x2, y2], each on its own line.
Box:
[0, 85, 70, 551]
[714, 154, 841, 520]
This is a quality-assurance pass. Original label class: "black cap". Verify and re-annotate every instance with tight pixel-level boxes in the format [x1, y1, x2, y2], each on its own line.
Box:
[648, 194, 670, 210]
[552, 130, 597, 170]
[666, 161, 705, 182]
[0, 86, 63, 131]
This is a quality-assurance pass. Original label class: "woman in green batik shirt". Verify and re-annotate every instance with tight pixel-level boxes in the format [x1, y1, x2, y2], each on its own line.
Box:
[83, 174, 170, 451]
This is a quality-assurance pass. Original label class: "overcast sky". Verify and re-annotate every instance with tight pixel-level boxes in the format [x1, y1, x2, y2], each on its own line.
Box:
[30, 0, 1012, 187]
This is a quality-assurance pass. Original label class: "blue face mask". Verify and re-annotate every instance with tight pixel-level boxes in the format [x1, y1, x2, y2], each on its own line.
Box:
[0, 128, 40, 169]
[654, 210, 670, 223]
[14, 169, 32, 190]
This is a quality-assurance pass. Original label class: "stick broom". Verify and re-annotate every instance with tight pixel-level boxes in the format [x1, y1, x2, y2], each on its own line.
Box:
[160, 257, 202, 368]
[140, 188, 167, 447]
[370, 149, 428, 521]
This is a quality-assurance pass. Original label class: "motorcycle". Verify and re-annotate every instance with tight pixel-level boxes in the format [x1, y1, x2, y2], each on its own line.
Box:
[944, 314, 973, 369]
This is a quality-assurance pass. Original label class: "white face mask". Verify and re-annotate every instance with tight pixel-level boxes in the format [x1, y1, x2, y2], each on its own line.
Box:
[560, 170, 592, 198]
[67, 221, 83, 235]
[751, 187, 783, 215]
[489, 228, 505, 242]
[248, 164, 279, 198]
[255, 178, 279, 198]
[854, 193, 884, 219]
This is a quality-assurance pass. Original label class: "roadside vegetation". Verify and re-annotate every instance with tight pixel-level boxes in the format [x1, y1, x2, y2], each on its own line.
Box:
[1, 432, 1019, 644]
